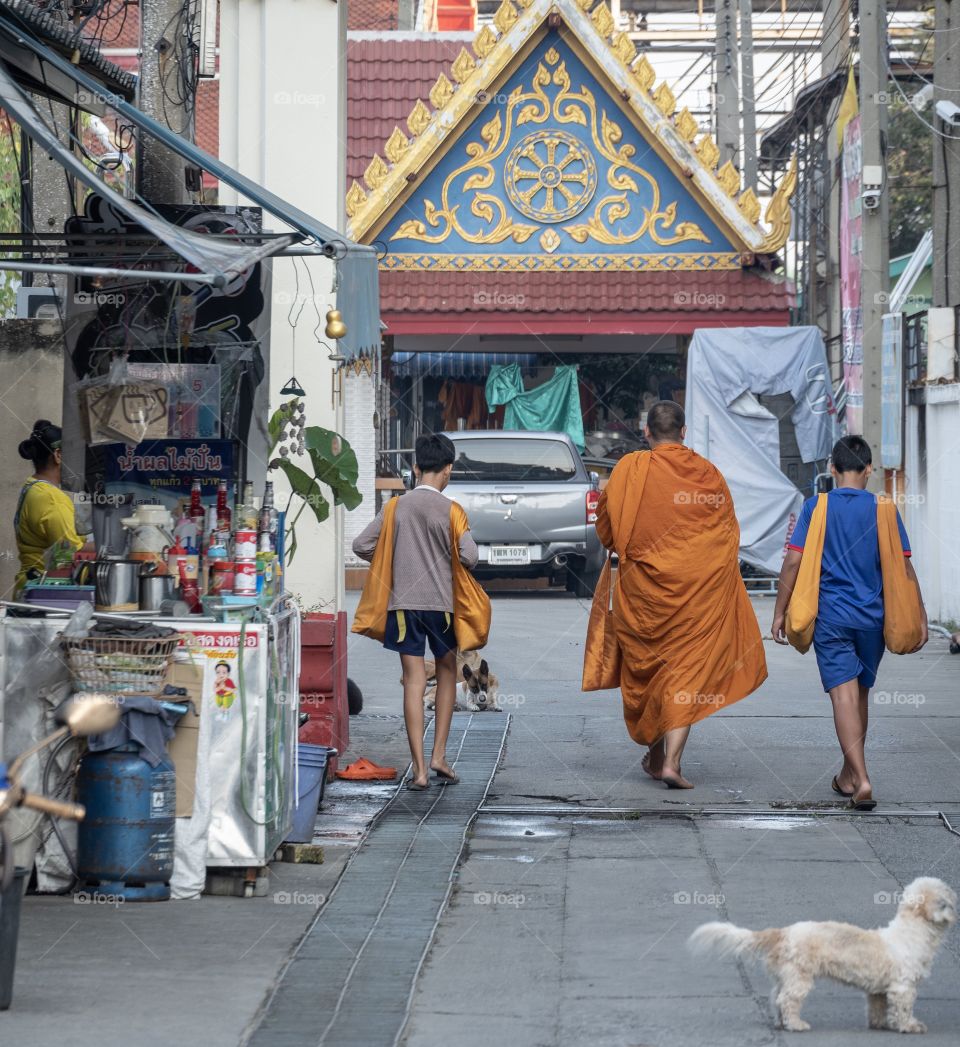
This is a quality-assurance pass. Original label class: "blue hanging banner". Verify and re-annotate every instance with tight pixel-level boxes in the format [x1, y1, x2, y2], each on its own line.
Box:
[104, 439, 235, 508]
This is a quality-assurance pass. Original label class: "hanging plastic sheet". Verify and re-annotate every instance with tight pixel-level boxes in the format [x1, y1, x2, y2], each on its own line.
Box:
[486, 364, 586, 450]
[685, 326, 837, 574]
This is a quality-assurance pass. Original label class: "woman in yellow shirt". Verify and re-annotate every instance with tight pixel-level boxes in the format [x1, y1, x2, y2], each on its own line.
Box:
[14, 420, 84, 596]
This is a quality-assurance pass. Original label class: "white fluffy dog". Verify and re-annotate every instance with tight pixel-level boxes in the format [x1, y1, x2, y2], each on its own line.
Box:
[688, 877, 956, 1033]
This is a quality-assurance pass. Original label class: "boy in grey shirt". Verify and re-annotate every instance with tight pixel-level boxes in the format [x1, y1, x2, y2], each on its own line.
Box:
[353, 434, 478, 789]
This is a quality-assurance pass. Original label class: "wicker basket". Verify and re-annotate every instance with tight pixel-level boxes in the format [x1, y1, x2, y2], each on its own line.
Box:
[62, 634, 181, 696]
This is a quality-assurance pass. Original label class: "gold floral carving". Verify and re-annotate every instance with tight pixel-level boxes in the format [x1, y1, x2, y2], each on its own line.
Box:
[407, 100, 432, 137]
[451, 48, 477, 84]
[430, 73, 455, 110]
[675, 108, 699, 143]
[591, 4, 615, 38]
[574, 0, 593, 9]
[494, 0, 519, 34]
[758, 154, 797, 253]
[545, 46, 560, 65]
[345, 181, 367, 218]
[716, 160, 740, 197]
[738, 187, 761, 225]
[539, 229, 561, 253]
[391, 57, 710, 251]
[696, 135, 720, 170]
[611, 32, 636, 66]
[364, 155, 389, 191]
[385, 127, 410, 165]
[652, 82, 676, 118]
[474, 26, 498, 60]
[632, 55, 656, 93]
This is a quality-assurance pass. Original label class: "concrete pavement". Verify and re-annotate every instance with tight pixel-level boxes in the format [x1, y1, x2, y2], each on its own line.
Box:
[3, 590, 958, 1046]
[345, 591, 960, 1047]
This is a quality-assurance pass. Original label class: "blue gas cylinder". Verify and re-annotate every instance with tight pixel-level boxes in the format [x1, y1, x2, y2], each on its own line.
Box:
[76, 748, 176, 902]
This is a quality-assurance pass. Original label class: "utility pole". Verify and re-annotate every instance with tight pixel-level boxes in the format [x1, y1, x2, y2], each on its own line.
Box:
[821, 0, 850, 352]
[858, 0, 888, 477]
[738, 0, 757, 190]
[933, 0, 960, 309]
[138, 0, 196, 205]
[714, 0, 740, 167]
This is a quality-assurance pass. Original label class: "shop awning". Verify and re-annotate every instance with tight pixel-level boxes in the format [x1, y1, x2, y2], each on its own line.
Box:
[0, 7, 381, 357]
[390, 351, 539, 379]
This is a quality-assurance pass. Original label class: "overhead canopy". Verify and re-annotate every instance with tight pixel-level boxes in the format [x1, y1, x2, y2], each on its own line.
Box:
[0, 6, 381, 356]
[391, 351, 539, 378]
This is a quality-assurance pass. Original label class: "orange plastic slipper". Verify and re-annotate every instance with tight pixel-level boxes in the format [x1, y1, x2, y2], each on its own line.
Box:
[335, 757, 397, 781]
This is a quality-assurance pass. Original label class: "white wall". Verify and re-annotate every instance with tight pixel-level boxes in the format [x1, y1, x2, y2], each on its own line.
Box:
[218, 0, 346, 611]
[903, 384, 960, 625]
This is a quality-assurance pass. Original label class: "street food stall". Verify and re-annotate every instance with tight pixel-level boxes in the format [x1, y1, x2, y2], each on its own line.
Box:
[0, 21, 380, 900]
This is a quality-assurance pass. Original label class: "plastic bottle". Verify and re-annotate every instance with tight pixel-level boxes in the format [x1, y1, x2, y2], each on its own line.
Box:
[258, 480, 278, 552]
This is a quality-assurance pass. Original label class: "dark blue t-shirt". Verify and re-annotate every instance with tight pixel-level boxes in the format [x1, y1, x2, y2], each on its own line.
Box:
[788, 488, 911, 630]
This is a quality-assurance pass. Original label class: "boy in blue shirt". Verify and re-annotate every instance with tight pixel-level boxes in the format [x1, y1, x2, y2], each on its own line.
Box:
[772, 435, 927, 809]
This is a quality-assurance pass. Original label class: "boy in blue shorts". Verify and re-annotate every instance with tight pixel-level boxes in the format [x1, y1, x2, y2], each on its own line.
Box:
[353, 434, 479, 790]
[772, 435, 927, 809]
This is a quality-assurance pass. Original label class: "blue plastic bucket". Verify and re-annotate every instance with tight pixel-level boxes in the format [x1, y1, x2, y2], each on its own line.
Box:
[286, 744, 335, 843]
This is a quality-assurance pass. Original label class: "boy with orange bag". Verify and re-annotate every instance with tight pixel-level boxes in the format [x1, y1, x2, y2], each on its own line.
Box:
[772, 436, 927, 810]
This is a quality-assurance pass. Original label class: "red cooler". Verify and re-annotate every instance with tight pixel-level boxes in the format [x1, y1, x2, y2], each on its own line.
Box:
[299, 611, 349, 776]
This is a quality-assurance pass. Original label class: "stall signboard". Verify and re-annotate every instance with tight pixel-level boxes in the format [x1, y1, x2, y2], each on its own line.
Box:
[103, 439, 234, 507]
[840, 115, 864, 435]
[881, 312, 904, 468]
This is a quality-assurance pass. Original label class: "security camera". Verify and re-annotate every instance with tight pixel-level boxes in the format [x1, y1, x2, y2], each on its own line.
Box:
[935, 100, 960, 127]
[863, 188, 882, 210]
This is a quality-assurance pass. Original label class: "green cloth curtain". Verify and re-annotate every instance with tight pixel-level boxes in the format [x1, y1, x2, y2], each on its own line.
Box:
[485, 364, 585, 450]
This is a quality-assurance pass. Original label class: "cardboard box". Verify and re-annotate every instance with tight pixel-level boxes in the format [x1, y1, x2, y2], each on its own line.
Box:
[166, 659, 204, 817]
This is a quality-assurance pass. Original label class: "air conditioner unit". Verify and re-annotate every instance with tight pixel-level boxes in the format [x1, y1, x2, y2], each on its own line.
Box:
[194, 0, 217, 78]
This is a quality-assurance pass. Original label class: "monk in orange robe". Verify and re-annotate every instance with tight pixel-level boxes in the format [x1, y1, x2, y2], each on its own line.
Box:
[583, 401, 767, 788]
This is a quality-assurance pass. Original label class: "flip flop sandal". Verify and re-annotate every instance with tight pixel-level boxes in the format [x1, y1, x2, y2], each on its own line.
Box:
[849, 796, 878, 811]
[831, 776, 854, 798]
[433, 768, 460, 784]
[336, 758, 398, 781]
[405, 778, 429, 791]
[661, 771, 692, 790]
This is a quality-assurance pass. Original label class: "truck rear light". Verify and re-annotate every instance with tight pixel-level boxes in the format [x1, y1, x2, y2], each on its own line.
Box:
[586, 490, 600, 524]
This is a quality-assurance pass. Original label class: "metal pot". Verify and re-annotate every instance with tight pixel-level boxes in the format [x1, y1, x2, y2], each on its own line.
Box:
[94, 560, 141, 612]
[139, 571, 175, 612]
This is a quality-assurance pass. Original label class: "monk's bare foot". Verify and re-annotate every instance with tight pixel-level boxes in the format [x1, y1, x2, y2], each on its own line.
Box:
[642, 748, 664, 780]
[661, 766, 694, 789]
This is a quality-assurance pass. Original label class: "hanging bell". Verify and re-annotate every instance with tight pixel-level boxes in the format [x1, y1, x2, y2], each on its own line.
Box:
[324, 308, 347, 340]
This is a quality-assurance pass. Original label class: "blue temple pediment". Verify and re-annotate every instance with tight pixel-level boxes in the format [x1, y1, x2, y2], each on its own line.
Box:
[347, 0, 796, 272]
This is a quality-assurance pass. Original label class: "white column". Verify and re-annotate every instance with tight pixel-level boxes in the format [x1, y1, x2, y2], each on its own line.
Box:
[343, 363, 379, 568]
[218, 0, 345, 609]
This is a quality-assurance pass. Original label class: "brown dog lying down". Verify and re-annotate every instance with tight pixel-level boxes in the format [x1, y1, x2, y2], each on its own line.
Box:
[688, 877, 957, 1033]
[418, 650, 501, 712]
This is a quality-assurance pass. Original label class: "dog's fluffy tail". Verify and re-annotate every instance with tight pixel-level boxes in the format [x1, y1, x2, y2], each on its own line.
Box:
[687, 922, 770, 961]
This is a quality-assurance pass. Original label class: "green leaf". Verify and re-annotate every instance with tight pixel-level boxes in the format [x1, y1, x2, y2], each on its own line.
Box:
[271, 459, 330, 524]
[303, 427, 363, 510]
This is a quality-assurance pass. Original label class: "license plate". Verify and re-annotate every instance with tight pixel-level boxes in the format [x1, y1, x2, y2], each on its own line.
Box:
[488, 544, 531, 565]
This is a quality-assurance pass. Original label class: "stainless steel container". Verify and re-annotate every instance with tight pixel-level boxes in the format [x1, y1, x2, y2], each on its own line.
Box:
[139, 572, 175, 612]
[94, 560, 141, 612]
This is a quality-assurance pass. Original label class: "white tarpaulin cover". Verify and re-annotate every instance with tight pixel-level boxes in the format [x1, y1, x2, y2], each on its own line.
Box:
[685, 326, 837, 574]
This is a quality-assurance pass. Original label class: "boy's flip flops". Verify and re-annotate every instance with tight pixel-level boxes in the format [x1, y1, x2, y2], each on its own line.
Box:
[831, 776, 854, 798]
[432, 767, 460, 784]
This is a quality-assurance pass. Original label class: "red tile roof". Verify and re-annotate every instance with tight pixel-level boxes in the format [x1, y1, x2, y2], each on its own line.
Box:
[347, 33, 472, 186]
[348, 0, 400, 30]
[379, 269, 793, 334]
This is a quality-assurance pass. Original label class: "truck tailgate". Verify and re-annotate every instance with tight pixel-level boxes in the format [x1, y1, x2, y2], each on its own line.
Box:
[448, 483, 587, 545]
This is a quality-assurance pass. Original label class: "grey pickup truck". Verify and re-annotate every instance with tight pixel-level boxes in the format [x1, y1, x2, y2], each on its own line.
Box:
[443, 430, 605, 597]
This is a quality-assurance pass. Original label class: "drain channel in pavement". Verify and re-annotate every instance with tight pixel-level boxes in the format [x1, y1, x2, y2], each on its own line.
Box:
[244, 712, 509, 1047]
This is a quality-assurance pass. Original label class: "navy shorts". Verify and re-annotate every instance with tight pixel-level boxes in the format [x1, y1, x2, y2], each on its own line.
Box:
[813, 618, 885, 692]
[383, 610, 457, 659]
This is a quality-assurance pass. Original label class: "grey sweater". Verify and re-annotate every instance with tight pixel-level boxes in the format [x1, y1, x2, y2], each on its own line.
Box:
[352, 485, 480, 612]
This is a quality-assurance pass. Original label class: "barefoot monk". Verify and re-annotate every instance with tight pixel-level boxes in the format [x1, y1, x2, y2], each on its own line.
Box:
[582, 401, 767, 788]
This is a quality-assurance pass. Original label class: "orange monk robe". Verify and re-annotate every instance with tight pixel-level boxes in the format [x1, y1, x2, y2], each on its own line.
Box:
[584, 444, 767, 746]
